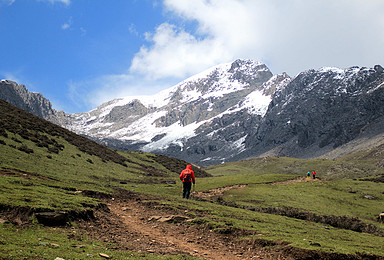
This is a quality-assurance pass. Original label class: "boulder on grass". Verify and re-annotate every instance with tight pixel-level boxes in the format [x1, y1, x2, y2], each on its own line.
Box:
[35, 211, 69, 226]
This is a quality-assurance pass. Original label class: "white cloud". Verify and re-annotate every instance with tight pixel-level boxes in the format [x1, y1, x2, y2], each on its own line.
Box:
[67, 74, 175, 111]
[1, 72, 23, 85]
[130, 0, 384, 78]
[2, 0, 70, 6]
[61, 23, 70, 30]
[61, 17, 72, 30]
[71, 0, 384, 111]
[80, 27, 87, 36]
[128, 23, 139, 37]
[39, 0, 70, 5]
[0, 0, 15, 6]
[130, 23, 230, 80]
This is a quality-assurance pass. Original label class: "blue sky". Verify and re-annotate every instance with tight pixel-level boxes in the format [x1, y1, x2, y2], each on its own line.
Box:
[1, 0, 384, 113]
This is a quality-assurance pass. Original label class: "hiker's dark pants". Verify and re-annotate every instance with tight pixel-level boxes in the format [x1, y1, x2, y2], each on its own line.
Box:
[183, 182, 192, 199]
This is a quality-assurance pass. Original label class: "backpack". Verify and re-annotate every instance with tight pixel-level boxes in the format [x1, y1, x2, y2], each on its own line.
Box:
[183, 169, 192, 182]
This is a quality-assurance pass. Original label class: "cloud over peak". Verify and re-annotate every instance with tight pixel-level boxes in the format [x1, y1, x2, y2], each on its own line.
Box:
[130, 0, 384, 78]
[130, 23, 230, 80]
[68, 0, 384, 111]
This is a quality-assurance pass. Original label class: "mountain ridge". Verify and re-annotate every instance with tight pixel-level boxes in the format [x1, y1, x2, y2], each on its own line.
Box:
[240, 64, 384, 160]
[1, 60, 384, 166]
[60, 59, 288, 165]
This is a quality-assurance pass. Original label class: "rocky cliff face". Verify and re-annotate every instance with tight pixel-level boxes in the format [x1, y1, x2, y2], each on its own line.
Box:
[2, 61, 384, 166]
[0, 80, 71, 126]
[241, 65, 384, 159]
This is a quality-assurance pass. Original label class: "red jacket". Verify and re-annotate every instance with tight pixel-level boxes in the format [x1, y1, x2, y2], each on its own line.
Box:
[180, 165, 195, 184]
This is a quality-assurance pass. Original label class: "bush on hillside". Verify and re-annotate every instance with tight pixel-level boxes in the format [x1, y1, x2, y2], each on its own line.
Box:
[0, 99, 129, 166]
[18, 145, 34, 154]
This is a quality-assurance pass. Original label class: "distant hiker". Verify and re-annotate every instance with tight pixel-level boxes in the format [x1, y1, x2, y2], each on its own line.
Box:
[312, 171, 317, 179]
[306, 171, 311, 180]
[378, 212, 384, 223]
[180, 165, 195, 199]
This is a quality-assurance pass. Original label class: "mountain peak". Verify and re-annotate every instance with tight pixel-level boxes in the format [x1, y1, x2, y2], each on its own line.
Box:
[60, 58, 279, 162]
[3, 61, 383, 167]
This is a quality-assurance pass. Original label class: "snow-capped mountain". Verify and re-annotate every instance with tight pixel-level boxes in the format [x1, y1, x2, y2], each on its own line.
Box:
[2, 60, 384, 166]
[240, 64, 384, 160]
[63, 59, 289, 165]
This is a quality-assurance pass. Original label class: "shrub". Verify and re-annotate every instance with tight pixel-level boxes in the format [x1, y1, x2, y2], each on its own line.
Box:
[0, 128, 8, 138]
[18, 145, 34, 154]
[11, 137, 22, 143]
[48, 146, 60, 154]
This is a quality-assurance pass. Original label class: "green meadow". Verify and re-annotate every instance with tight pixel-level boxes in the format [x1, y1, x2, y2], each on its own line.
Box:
[2, 100, 384, 259]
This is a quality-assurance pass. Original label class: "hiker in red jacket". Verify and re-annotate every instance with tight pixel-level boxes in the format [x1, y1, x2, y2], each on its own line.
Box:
[179, 165, 195, 199]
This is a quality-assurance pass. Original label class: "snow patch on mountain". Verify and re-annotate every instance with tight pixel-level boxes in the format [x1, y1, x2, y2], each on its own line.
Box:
[95, 92, 170, 118]
[142, 120, 205, 151]
[230, 135, 247, 152]
[367, 81, 384, 94]
[110, 110, 168, 141]
[242, 90, 271, 116]
[319, 67, 345, 74]
[184, 60, 264, 83]
[240, 73, 291, 116]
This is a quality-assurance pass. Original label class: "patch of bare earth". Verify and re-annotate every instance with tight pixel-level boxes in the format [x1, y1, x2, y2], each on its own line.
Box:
[75, 191, 290, 259]
[194, 185, 246, 200]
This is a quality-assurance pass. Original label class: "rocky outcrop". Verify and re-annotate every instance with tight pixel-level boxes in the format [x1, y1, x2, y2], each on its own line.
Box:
[241, 65, 384, 159]
[0, 80, 70, 125]
[35, 211, 69, 226]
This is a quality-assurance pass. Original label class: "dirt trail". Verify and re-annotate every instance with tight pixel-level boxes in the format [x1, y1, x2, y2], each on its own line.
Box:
[76, 192, 289, 259]
[193, 185, 246, 200]
[110, 201, 241, 259]
[271, 177, 322, 185]
[77, 178, 326, 259]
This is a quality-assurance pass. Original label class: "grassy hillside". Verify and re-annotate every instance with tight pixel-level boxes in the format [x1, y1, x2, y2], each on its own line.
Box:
[0, 99, 206, 202]
[199, 153, 384, 257]
[2, 99, 384, 259]
[0, 100, 208, 259]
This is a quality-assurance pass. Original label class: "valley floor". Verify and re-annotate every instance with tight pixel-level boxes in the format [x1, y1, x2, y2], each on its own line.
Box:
[2, 176, 384, 259]
[76, 190, 289, 259]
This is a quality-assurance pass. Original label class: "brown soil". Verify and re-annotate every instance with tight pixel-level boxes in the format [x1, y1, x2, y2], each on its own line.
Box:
[194, 185, 246, 200]
[75, 191, 291, 259]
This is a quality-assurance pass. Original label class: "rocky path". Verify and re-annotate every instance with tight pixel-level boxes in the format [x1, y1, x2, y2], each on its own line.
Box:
[76, 192, 289, 259]
[109, 201, 241, 259]
[193, 185, 246, 200]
